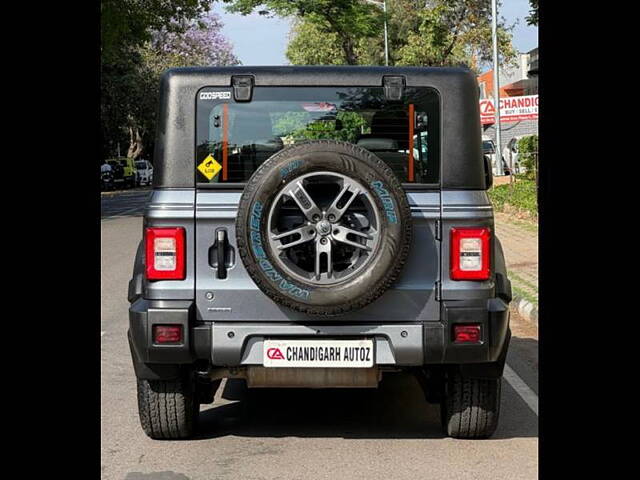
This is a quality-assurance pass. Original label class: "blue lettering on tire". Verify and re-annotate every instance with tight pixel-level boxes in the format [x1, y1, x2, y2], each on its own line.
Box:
[371, 181, 398, 224]
[249, 201, 310, 300]
[280, 160, 303, 178]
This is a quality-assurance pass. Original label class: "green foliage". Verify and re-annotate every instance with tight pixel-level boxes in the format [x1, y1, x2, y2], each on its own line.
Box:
[286, 21, 346, 65]
[394, 1, 517, 70]
[488, 179, 538, 217]
[100, 1, 239, 161]
[101, 0, 214, 62]
[517, 135, 538, 181]
[394, 5, 467, 67]
[526, 0, 538, 26]
[224, 0, 383, 64]
[101, 0, 215, 159]
[101, 49, 152, 158]
[273, 111, 370, 143]
[282, 0, 517, 71]
[285, 18, 386, 66]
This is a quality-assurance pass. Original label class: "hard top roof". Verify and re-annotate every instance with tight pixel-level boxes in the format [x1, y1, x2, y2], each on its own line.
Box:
[154, 66, 485, 190]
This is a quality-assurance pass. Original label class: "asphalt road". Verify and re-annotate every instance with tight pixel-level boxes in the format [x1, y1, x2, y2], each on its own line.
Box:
[101, 191, 538, 480]
[101, 188, 152, 219]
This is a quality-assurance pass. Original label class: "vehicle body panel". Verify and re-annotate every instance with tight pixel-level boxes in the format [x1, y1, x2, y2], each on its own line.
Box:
[194, 190, 441, 323]
[129, 66, 512, 381]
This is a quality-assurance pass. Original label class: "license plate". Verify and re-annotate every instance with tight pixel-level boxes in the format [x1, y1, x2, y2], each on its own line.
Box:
[263, 339, 374, 368]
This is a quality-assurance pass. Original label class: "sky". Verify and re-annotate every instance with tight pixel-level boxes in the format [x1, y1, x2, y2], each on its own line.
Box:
[211, 0, 538, 66]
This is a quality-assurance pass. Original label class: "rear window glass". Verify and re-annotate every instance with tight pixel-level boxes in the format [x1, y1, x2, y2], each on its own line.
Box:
[136, 161, 146, 169]
[196, 86, 440, 185]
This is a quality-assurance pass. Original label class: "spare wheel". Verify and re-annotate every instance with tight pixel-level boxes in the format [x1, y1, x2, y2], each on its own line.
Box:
[235, 140, 412, 315]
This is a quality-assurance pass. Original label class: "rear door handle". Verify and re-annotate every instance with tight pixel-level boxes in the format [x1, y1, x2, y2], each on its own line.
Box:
[216, 229, 227, 279]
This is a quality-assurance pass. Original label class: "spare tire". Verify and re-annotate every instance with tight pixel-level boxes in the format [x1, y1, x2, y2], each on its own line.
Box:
[236, 140, 412, 315]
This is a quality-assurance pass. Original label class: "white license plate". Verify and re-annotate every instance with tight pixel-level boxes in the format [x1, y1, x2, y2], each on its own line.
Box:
[263, 339, 374, 368]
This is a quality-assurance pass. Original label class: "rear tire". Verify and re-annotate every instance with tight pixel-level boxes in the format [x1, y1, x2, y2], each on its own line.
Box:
[136, 375, 198, 439]
[440, 371, 501, 439]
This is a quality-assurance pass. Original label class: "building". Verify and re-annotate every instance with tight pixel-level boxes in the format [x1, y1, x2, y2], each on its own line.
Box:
[478, 47, 538, 160]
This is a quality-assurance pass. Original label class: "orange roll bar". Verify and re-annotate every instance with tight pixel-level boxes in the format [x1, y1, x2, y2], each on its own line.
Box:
[408, 103, 415, 182]
[222, 103, 229, 181]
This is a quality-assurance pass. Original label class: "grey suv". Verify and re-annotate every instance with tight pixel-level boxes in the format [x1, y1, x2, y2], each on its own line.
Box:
[128, 66, 512, 440]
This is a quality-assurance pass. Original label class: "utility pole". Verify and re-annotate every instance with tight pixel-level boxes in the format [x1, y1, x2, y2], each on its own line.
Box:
[491, 0, 504, 176]
[383, 0, 389, 66]
[365, 0, 389, 66]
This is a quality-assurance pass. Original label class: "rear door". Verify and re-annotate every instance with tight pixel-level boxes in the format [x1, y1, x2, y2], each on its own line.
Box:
[194, 85, 441, 323]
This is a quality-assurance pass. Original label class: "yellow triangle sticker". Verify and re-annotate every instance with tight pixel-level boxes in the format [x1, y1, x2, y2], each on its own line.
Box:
[197, 154, 222, 181]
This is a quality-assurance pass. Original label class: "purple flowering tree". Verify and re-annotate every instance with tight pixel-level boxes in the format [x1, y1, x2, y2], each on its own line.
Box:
[126, 12, 241, 160]
[149, 12, 241, 68]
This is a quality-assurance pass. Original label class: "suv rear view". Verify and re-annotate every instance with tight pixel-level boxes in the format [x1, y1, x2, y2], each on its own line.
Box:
[128, 66, 512, 440]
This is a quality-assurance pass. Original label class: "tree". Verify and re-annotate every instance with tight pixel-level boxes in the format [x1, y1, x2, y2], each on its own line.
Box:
[128, 12, 240, 161]
[101, 2, 239, 162]
[146, 12, 241, 70]
[285, 17, 386, 66]
[395, 1, 517, 71]
[286, 20, 346, 65]
[526, 0, 538, 26]
[282, 0, 517, 72]
[223, 0, 383, 65]
[517, 135, 538, 182]
[101, 0, 215, 161]
[101, 0, 214, 62]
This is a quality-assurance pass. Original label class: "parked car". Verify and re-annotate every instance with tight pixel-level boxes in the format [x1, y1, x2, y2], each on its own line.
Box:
[135, 159, 154, 186]
[100, 162, 115, 191]
[106, 157, 136, 188]
[482, 136, 510, 176]
[127, 66, 512, 440]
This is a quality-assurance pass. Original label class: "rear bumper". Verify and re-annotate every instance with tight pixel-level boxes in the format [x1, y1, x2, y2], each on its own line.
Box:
[129, 297, 510, 380]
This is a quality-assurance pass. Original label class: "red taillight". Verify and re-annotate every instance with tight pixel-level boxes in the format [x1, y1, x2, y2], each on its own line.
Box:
[453, 324, 481, 343]
[145, 227, 185, 280]
[153, 325, 183, 344]
[450, 227, 490, 280]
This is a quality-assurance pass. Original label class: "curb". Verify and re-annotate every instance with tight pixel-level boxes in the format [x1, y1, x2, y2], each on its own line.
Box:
[511, 294, 538, 327]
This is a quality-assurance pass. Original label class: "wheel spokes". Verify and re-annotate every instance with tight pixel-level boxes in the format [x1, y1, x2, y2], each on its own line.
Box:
[332, 227, 373, 251]
[285, 181, 322, 222]
[271, 226, 316, 250]
[326, 179, 361, 222]
[314, 238, 332, 280]
[268, 171, 381, 285]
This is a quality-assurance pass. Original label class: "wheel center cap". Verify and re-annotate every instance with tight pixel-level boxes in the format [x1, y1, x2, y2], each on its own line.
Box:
[316, 220, 331, 235]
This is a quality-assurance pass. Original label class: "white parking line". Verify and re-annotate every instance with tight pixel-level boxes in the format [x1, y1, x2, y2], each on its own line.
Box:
[503, 364, 538, 416]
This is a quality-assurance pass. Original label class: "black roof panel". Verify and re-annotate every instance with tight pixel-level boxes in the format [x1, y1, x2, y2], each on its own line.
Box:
[154, 66, 483, 189]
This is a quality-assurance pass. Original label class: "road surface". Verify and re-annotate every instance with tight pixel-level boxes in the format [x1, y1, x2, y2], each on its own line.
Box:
[101, 191, 538, 480]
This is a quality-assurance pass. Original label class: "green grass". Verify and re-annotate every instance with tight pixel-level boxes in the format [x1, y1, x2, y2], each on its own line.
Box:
[509, 270, 538, 307]
[512, 285, 538, 306]
[508, 271, 538, 295]
[488, 178, 538, 217]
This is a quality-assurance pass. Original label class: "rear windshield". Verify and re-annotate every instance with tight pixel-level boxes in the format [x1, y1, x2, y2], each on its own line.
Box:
[196, 86, 440, 185]
[135, 161, 146, 169]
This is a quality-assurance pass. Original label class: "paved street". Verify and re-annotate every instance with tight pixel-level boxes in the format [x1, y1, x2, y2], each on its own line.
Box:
[101, 191, 538, 480]
[101, 188, 152, 219]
